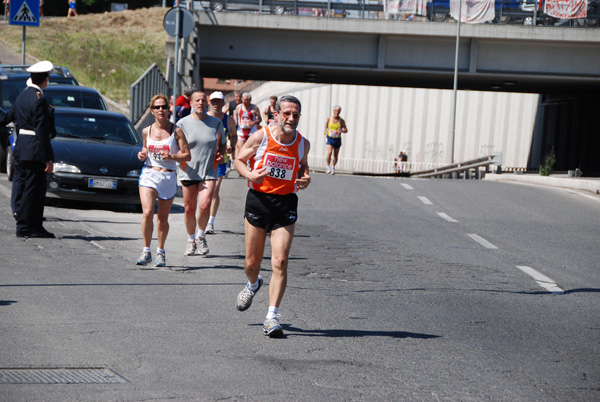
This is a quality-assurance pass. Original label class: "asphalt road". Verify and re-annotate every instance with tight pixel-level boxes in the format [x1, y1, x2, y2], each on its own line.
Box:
[1, 172, 599, 401]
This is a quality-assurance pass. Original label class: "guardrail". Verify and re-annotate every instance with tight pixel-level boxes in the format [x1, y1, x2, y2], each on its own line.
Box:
[411, 154, 502, 178]
[129, 63, 170, 125]
[183, 0, 599, 26]
[307, 155, 446, 175]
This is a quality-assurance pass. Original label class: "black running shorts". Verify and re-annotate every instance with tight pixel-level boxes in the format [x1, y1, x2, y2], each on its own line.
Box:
[245, 189, 298, 233]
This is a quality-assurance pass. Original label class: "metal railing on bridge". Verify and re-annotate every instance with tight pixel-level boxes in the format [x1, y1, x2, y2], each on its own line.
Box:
[129, 63, 170, 125]
[182, 0, 599, 27]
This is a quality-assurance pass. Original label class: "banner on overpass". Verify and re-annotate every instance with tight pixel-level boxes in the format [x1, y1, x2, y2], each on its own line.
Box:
[544, 0, 587, 19]
[449, 0, 495, 23]
[385, 0, 427, 16]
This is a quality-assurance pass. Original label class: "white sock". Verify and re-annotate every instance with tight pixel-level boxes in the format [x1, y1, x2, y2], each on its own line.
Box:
[266, 306, 279, 319]
[248, 279, 260, 291]
[187, 234, 195, 242]
[156, 248, 165, 254]
[208, 216, 215, 225]
[143, 247, 151, 253]
[196, 229, 205, 238]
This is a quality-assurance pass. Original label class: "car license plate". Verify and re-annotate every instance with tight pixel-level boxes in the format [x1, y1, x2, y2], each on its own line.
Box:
[88, 178, 117, 190]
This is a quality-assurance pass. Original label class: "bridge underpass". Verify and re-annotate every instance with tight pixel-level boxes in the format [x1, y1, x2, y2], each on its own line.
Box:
[191, 12, 600, 94]
[179, 12, 600, 174]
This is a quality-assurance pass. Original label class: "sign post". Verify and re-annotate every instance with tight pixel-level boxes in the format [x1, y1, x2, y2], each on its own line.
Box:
[163, 7, 194, 123]
[10, 0, 40, 64]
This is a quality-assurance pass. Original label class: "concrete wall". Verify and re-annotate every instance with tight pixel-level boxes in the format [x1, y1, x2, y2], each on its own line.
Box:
[249, 81, 539, 173]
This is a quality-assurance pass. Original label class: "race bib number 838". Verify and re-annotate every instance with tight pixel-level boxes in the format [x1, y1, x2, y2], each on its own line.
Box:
[264, 153, 295, 181]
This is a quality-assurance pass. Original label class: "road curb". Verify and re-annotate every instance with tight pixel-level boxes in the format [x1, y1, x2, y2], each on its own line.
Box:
[483, 173, 600, 194]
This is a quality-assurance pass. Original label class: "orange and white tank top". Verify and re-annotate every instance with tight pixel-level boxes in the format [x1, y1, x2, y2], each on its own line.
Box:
[249, 125, 304, 195]
[145, 123, 179, 171]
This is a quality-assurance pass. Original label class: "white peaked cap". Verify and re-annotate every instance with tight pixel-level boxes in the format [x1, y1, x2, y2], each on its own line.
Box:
[26, 61, 54, 73]
[209, 91, 225, 100]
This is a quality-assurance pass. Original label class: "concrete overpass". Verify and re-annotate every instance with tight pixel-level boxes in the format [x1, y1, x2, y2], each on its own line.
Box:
[187, 12, 600, 95]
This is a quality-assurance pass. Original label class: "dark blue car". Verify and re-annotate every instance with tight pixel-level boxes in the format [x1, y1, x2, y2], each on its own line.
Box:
[0, 64, 79, 174]
[8, 108, 144, 209]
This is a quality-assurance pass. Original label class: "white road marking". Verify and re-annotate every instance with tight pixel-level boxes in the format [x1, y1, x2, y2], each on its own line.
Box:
[401, 183, 413, 190]
[437, 212, 458, 223]
[418, 196, 433, 205]
[516, 266, 565, 294]
[467, 233, 498, 249]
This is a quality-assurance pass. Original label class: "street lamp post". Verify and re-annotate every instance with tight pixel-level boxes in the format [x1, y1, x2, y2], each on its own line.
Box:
[449, 0, 462, 164]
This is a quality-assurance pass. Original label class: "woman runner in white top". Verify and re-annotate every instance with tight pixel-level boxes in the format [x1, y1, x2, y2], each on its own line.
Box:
[135, 94, 191, 268]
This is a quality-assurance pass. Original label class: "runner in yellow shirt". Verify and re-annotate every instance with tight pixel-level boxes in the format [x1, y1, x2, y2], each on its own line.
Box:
[324, 105, 348, 175]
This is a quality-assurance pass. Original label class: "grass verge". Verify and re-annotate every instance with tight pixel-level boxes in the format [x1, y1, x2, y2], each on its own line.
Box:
[0, 7, 170, 105]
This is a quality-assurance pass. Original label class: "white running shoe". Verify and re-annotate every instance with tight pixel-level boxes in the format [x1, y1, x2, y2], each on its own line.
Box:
[263, 314, 284, 338]
[184, 240, 197, 256]
[236, 276, 263, 311]
[136, 250, 152, 265]
[155, 251, 166, 267]
[196, 236, 209, 255]
[205, 223, 215, 234]
[326, 166, 331, 174]
[331, 167, 335, 175]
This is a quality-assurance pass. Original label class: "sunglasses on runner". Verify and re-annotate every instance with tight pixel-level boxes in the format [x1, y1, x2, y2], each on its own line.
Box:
[280, 111, 301, 119]
[152, 105, 169, 110]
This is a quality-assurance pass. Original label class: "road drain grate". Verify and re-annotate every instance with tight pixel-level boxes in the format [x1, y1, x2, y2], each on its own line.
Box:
[0, 368, 129, 384]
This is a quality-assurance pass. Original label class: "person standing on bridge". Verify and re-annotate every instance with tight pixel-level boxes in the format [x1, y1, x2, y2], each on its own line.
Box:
[324, 105, 348, 175]
[234, 92, 261, 155]
[233, 95, 311, 338]
[136, 94, 191, 267]
[178, 91, 227, 256]
[67, 0, 78, 17]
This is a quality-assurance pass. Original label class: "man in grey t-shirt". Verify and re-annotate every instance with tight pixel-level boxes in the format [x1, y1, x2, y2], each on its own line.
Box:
[177, 91, 226, 256]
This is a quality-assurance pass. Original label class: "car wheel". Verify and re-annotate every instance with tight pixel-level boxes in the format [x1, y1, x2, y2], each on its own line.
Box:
[499, 15, 511, 24]
[433, 13, 446, 22]
[7, 146, 13, 182]
[211, 1, 224, 12]
[271, 5, 286, 15]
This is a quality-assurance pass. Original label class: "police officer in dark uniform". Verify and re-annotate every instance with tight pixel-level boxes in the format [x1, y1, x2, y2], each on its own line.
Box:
[12, 61, 56, 238]
[10, 77, 57, 222]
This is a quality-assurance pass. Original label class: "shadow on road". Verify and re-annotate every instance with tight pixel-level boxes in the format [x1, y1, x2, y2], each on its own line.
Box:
[61, 235, 137, 241]
[46, 199, 185, 214]
[282, 325, 440, 339]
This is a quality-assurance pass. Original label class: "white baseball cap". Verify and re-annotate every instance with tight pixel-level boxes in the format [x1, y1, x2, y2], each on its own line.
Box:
[209, 91, 224, 101]
[26, 60, 54, 73]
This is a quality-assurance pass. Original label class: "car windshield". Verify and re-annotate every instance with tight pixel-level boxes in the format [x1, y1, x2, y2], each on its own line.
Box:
[1, 77, 79, 109]
[48, 77, 78, 86]
[45, 93, 107, 110]
[55, 114, 140, 145]
[0, 80, 26, 110]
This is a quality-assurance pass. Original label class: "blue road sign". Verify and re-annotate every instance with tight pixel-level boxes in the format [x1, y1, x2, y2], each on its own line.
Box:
[10, 0, 40, 27]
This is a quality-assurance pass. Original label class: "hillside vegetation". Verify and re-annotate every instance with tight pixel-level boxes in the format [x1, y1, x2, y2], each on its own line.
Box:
[0, 7, 170, 104]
